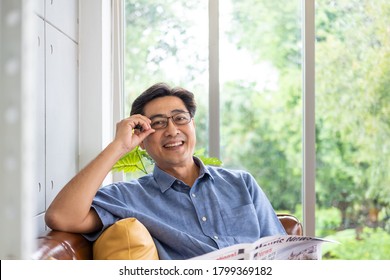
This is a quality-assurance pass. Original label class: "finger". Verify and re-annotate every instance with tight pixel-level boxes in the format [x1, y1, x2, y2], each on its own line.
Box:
[127, 114, 152, 131]
[133, 127, 155, 138]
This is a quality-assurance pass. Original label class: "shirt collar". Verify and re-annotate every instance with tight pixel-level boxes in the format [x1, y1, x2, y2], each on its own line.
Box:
[153, 156, 214, 193]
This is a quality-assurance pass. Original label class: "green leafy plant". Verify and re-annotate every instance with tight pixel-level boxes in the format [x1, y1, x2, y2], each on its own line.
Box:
[193, 148, 222, 166]
[112, 146, 222, 174]
[112, 146, 152, 174]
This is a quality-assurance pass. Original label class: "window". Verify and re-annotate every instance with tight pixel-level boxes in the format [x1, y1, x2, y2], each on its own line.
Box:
[219, 0, 303, 223]
[123, 0, 390, 259]
[123, 0, 209, 152]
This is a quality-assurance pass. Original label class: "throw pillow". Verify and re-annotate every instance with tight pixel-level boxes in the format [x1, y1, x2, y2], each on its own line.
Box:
[93, 217, 159, 260]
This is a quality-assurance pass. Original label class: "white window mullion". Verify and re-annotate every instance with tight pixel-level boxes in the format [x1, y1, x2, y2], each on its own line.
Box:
[111, 0, 125, 182]
[302, 0, 316, 236]
[208, 0, 220, 159]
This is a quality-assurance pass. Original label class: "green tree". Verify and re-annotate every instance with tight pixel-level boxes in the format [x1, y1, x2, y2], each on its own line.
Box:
[124, 0, 209, 150]
[221, 0, 302, 211]
[124, 1, 209, 94]
[225, 0, 390, 232]
[315, 0, 390, 229]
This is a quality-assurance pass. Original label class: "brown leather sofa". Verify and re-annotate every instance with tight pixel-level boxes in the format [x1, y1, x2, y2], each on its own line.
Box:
[33, 214, 302, 260]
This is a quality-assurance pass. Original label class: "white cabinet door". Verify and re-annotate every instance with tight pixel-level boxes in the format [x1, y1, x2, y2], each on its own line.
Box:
[34, 15, 46, 215]
[33, 0, 45, 18]
[33, 213, 47, 237]
[45, 0, 79, 42]
[45, 23, 79, 207]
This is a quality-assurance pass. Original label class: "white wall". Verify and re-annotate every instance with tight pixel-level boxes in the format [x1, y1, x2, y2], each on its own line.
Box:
[0, 0, 113, 259]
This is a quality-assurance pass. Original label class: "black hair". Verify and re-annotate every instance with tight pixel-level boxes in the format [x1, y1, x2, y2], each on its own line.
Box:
[130, 82, 197, 117]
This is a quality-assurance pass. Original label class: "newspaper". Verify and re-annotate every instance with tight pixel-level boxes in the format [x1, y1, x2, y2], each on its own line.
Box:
[190, 235, 335, 260]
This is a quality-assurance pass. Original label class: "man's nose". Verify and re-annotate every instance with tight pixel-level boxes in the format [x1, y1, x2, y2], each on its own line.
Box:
[164, 118, 180, 136]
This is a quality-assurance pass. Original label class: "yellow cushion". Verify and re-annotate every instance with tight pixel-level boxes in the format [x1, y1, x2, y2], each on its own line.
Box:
[93, 218, 159, 260]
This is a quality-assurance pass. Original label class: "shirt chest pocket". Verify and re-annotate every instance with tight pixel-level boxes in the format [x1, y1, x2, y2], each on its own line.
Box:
[220, 204, 259, 237]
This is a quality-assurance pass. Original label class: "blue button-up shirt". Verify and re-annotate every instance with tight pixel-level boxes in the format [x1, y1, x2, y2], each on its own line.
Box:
[85, 157, 286, 259]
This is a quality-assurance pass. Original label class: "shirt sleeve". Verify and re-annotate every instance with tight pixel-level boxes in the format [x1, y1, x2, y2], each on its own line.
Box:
[244, 172, 287, 236]
[82, 184, 129, 241]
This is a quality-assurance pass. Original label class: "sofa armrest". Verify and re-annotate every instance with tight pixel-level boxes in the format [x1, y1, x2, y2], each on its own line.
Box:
[277, 214, 303, 236]
[33, 230, 92, 260]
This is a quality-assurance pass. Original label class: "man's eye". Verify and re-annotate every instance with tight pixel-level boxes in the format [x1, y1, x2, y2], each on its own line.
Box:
[152, 120, 166, 126]
[174, 115, 189, 121]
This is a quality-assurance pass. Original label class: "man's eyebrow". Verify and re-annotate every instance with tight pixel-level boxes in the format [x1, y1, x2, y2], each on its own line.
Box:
[149, 109, 187, 119]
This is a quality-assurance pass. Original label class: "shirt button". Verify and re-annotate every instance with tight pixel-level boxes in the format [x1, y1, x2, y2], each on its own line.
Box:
[214, 235, 219, 240]
[202, 216, 207, 222]
[191, 193, 196, 198]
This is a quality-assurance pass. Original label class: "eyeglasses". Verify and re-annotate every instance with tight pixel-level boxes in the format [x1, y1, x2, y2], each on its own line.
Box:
[150, 111, 192, 130]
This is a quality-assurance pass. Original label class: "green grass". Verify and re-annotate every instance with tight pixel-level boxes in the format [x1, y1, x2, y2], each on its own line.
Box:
[322, 227, 390, 260]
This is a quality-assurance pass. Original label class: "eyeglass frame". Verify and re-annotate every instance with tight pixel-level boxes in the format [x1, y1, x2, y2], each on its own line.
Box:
[149, 111, 193, 130]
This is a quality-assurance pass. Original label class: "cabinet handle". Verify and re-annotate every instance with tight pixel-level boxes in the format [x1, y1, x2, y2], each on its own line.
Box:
[38, 182, 42, 192]
[51, 0, 54, 5]
[50, 44, 54, 54]
[51, 180, 54, 190]
[37, 35, 40, 47]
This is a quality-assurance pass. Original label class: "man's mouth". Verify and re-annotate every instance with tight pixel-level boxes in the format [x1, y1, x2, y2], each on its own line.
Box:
[163, 141, 184, 148]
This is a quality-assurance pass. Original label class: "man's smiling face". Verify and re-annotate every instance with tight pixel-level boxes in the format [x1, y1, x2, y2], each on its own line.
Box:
[140, 95, 196, 170]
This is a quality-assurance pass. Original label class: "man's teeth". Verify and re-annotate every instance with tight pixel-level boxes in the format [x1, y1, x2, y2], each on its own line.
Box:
[164, 142, 182, 148]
